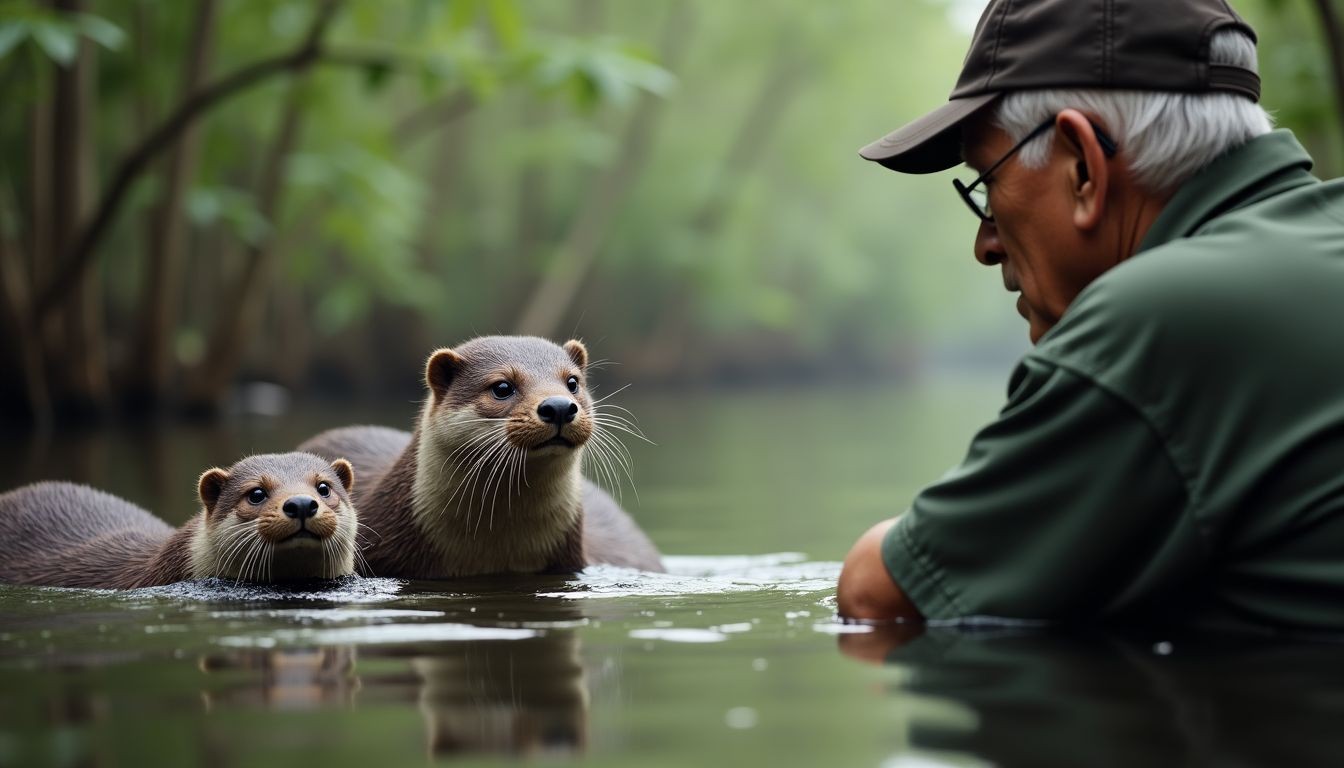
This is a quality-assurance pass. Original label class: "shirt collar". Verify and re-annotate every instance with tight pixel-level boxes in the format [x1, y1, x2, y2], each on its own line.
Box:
[1138, 130, 1317, 254]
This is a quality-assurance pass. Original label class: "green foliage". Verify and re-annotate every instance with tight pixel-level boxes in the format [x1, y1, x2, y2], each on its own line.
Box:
[2, 0, 1338, 394]
[0, 3, 124, 65]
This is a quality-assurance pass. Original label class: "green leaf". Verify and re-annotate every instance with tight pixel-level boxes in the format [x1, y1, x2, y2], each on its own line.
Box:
[448, 0, 478, 33]
[363, 60, 393, 92]
[73, 13, 125, 51]
[0, 21, 28, 60]
[30, 20, 76, 65]
[485, 0, 522, 50]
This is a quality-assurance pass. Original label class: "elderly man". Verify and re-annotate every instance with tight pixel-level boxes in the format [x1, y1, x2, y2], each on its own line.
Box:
[837, 0, 1344, 630]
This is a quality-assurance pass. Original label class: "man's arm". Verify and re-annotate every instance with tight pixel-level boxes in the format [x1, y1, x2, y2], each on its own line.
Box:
[836, 359, 1197, 623]
[837, 519, 923, 622]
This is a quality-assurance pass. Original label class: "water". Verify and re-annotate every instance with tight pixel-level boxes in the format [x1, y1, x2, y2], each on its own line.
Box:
[3, 380, 1342, 766]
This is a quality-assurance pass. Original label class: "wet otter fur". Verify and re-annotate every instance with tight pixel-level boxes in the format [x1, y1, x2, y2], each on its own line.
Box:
[0, 453, 359, 589]
[298, 336, 663, 578]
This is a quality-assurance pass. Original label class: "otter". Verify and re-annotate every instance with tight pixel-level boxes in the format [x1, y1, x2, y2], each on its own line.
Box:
[0, 453, 359, 589]
[298, 336, 662, 578]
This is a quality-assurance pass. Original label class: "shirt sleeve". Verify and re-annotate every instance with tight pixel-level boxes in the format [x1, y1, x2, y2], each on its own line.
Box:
[881, 357, 1207, 621]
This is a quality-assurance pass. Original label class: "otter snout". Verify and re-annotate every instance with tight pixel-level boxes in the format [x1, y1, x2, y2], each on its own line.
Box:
[282, 495, 319, 520]
[537, 396, 579, 425]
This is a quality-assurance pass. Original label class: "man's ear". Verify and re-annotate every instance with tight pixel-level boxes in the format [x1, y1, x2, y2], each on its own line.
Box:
[426, 348, 464, 401]
[562, 339, 588, 370]
[330, 459, 355, 493]
[1057, 109, 1110, 232]
[198, 468, 230, 511]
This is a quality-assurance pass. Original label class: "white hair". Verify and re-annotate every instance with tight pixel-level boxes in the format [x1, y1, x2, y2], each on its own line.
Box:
[994, 29, 1275, 195]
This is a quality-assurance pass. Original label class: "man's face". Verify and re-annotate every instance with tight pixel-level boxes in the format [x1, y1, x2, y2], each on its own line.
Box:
[961, 116, 1116, 343]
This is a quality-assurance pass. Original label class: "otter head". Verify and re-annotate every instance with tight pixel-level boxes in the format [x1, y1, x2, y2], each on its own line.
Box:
[422, 337, 596, 473]
[194, 452, 358, 582]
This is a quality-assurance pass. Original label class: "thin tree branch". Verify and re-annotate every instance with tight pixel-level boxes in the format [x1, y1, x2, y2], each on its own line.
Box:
[34, 0, 342, 322]
[393, 91, 477, 145]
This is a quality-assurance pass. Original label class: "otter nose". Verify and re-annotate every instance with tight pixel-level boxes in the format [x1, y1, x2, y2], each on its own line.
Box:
[282, 495, 319, 519]
[537, 396, 579, 425]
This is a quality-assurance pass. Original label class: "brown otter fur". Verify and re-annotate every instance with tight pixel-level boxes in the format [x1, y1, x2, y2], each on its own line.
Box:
[298, 336, 663, 579]
[0, 453, 359, 589]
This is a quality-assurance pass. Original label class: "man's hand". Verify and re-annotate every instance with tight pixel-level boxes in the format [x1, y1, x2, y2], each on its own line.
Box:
[837, 519, 924, 622]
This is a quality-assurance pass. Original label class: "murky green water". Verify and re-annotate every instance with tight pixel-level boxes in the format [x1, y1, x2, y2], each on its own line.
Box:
[3, 379, 1343, 766]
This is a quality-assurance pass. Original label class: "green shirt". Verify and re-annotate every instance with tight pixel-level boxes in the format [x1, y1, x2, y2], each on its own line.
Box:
[883, 130, 1344, 631]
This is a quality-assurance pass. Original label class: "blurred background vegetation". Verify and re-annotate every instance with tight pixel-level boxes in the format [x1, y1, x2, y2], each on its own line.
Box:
[0, 0, 1339, 428]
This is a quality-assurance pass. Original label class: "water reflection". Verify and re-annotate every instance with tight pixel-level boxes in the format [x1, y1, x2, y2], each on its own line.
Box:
[198, 646, 360, 711]
[409, 632, 587, 758]
[840, 627, 1344, 766]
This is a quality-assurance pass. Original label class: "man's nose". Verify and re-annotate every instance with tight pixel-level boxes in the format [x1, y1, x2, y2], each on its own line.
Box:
[974, 219, 1004, 266]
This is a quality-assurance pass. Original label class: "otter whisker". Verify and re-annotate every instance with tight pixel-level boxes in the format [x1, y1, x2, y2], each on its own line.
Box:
[448, 435, 504, 528]
[583, 438, 623, 502]
[590, 430, 640, 502]
[441, 426, 507, 477]
[590, 383, 633, 405]
[472, 438, 517, 534]
[443, 426, 509, 476]
[595, 402, 642, 421]
[591, 405, 652, 434]
[592, 417, 656, 446]
[487, 442, 519, 526]
[356, 519, 384, 543]
[447, 432, 507, 510]
[594, 442, 630, 503]
[216, 525, 258, 579]
[442, 432, 504, 511]
[241, 538, 264, 585]
[232, 538, 259, 585]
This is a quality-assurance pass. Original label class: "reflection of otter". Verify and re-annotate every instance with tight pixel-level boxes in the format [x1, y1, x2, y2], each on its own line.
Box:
[198, 646, 360, 710]
[0, 453, 358, 588]
[412, 632, 589, 757]
[299, 336, 662, 578]
[839, 628, 1344, 767]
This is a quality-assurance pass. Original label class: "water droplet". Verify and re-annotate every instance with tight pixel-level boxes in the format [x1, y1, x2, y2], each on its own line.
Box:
[1153, 641, 1174, 656]
[725, 707, 758, 730]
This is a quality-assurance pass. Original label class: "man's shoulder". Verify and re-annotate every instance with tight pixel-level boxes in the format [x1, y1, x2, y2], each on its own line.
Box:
[1033, 210, 1344, 404]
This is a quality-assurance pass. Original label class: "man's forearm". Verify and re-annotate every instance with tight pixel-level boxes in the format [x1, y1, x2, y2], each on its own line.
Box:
[837, 518, 924, 622]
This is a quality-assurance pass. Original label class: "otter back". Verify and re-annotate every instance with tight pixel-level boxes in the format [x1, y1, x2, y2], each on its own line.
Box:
[0, 482, 190, 589]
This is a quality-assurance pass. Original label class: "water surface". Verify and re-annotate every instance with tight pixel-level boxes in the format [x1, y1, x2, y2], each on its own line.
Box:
[3, 381, 1340, 766]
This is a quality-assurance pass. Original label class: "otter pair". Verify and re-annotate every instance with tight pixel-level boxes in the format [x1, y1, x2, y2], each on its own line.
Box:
[0, 453, 359, 589]
[0, 336, 660, 590]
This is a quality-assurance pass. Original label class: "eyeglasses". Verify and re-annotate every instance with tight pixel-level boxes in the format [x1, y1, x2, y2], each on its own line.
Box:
[953, 117, 1119, 223]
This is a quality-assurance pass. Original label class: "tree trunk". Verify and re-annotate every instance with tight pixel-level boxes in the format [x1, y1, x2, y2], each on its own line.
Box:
[3, 78, 55, 426]
[50, 0, 108, 418]
[185, 77, 308, 413]
[633, 52, 806, 376]
[513, 0, 693, 338]
[0, 187, 52, 430]
[126, 0, 219, 410]
[35, 0, 343, 325]
[1313, 0, 1344, 159]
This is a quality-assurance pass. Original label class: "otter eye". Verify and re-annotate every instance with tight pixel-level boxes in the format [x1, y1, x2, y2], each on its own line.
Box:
[316, 482, 331, 498]
[566, 375, 579, 394]
[246, 488, 267, 505]
[491, 381, 515, 399]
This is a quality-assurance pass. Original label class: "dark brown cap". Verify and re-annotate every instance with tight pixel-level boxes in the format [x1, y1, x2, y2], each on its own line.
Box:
[860, 0, 1260, 174]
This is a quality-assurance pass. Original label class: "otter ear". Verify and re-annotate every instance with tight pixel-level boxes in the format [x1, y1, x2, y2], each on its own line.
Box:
[198, 468, 230, 511]
[425, 348, 463, 401]
[330, 459, 355, 493]
[563, 339, 588, 370]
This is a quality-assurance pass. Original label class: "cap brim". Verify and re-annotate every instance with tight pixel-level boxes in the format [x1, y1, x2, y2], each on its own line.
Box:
[858, 93, 999, 174]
